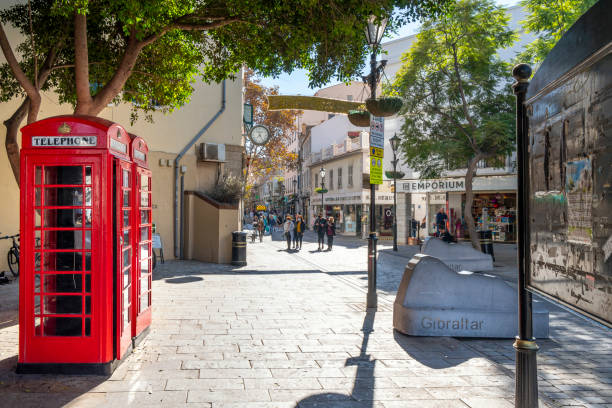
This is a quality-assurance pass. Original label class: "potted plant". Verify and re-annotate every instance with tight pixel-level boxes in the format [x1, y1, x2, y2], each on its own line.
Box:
[314, 187, 328, 194]
[347, 110, 371, 127]
[365, 97, 403, 117]
[385, 170, 405, 179]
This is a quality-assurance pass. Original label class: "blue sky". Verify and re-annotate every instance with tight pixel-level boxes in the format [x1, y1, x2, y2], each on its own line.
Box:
[259, 0, 522, 95]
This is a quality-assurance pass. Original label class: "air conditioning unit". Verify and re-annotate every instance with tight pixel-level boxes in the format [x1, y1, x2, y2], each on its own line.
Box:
[198, 143, 226, 162]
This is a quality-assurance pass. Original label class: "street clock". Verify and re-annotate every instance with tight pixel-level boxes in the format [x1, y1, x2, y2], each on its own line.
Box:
[249, 125, 271, 146]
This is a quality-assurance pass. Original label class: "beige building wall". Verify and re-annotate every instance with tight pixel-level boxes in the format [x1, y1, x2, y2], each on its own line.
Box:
[0, 44, 243, 268]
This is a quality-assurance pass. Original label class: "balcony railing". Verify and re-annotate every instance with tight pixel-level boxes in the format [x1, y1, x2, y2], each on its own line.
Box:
[310, 135, 365, 164]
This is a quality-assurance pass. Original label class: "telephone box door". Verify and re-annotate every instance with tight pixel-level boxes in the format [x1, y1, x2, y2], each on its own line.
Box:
[115, 159, 133, 358]
[133, 168, 152, 337]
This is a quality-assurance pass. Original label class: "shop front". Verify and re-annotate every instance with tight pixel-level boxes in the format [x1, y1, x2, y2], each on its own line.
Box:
[310, 191, 393, 237]
[400, 175, 517, 242]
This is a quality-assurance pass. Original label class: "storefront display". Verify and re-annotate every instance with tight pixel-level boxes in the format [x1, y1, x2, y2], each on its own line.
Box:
[464, 193, 516, 242]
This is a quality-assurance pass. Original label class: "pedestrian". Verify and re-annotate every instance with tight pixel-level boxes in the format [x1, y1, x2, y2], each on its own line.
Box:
[293, 214, 304, 250]
[283, 215, 295, 250]
[435, 208, 448, 237]
[326, 216, 336, 250]
[315, 213, 327, 251]
[251, 216, 259, 242]
[257, 216, 264, 242]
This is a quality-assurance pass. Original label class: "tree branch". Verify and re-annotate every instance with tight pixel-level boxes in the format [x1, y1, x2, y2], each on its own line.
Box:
[74, 11, 93, 114]
[27, 0, 38, 89]
[450, 42, 476, 131]
[140, 18, 244, 48]
[0, 22, 40, 111]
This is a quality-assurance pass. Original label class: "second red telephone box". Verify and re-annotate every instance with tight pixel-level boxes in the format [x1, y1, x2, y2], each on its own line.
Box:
[17, 115, 151, 374]
[129, 135, 152, 342]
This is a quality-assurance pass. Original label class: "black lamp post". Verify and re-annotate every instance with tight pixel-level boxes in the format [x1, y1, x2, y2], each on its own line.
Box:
[389, 133, 400, 252]
[320, 167, 326, 215]
[364, 15, 387, 310]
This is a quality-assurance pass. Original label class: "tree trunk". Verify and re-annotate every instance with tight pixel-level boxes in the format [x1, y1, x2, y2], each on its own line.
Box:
[3, 98, 30, 184]
[464, 153, 485, 250]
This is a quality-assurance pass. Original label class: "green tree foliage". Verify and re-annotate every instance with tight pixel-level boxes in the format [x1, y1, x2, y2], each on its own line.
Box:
[519, 0, 598, 66]
[0, 0, 452, 184]
[390, 0, 516, 249]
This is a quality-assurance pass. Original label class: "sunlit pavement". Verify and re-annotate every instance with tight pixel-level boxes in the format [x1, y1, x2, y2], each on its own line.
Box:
[0, 234, 609, 407]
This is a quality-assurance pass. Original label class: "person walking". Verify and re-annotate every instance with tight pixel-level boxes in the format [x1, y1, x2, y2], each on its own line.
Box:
[326, 216, 336, 250]
[435, 208, 448, 237]
[251, 215, 259, 242]
[293, 214, 304, 250]
[257, 215, 264, 242]
[315, 214, 327, 251]
[283, 215, 295, 250]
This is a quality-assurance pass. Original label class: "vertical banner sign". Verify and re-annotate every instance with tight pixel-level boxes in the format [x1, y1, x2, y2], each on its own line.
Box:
[369, 116, 384, 184]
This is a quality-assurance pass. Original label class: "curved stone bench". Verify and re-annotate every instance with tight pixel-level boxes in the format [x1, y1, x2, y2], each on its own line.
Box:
[393, 254, 549, 338]
[422, 237, 493, 272]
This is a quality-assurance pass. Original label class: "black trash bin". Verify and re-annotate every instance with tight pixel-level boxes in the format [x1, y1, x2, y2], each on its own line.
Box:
[478, 230, 495, 261]
[231, 231, 247, 266]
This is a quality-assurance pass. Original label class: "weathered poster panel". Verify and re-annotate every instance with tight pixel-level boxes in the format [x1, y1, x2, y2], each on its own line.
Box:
[525, 1, 612, 327]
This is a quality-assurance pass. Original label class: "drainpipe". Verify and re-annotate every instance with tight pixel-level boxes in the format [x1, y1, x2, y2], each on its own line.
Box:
[174, 80, 226, 258]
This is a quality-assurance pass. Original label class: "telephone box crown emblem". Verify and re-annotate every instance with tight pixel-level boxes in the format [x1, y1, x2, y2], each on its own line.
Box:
[58, 122, 71, 134]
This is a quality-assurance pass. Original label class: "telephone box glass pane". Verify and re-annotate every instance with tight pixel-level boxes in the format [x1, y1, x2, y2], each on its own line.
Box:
[141, 176, 149, 190]
[123, 249, 130, 269]
[34, 275, 41, 292]
[84, 252, 91, 271]
[43, 209, 83, 228]
[85, 318, 91, 336]
[34, 230, 41, 248]
[140, 227, 149, 241]
[85, 274, 91, 292]
[35, 166, 42, 185]
[123, 190, 129, 207]
[44, 295, 82, 314]
[140, 243, 149, 262]
[85, 166, 92, 184]
[44, 187, 83, 206]
[85, 296, 91, 314]
[43, 274, 82, 293]
[123, 170, 130, 187]
[85, 209, 92, 226]
[43, 317, 82, 336]
[140, 210, 149, 224]
[44, 166, 83, 185]
[34, 296, 40, 314]
[85, 187, 92, 206]
[123, 210, 130, 227]
[44, 230, 86, 249]
[35, 188, 41, 206]
[43, 252, 84, 271]
[140, 192, 149, 206]
[123, 230, 130, 248]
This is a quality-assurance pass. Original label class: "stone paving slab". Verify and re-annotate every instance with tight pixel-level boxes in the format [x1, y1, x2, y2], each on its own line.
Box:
[0, 232, 607, 407]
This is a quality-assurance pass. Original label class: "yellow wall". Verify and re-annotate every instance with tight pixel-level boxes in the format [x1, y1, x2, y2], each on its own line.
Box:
[0, 74, 243, 270]
[183, 193, 238, 264]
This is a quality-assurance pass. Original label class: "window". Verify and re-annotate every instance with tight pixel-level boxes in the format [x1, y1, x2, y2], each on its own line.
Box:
[338, 168, 343, 190]
[329, 169, 334, 190]
[315, 174, 319, 189]
[348, 165, 353, 187]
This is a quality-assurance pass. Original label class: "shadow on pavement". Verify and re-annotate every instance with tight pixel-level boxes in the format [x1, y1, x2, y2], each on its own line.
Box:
[164, 276, 203, 284]
[392, 330, 474, 369]
[0, 355, 109, 408]
[296, 310, 377, 408]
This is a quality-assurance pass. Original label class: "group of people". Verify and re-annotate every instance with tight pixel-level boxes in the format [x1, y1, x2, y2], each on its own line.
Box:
[282, 214, 305, 250]
[313, 214, 336, 251]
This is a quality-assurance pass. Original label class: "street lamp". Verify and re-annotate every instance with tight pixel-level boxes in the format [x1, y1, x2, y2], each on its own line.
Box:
[364, 15, 387, 310]
[320, 167, 326, 216]
[390, 133, 400, 252]
[292, 178, 298, 214]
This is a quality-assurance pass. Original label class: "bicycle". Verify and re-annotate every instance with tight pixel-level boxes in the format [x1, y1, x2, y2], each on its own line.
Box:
[0, 233, 20, 277]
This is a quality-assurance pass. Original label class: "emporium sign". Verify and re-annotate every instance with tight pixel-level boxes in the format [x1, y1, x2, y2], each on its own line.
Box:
[401, 179, 465, 192]
[400, 176, 517, 193]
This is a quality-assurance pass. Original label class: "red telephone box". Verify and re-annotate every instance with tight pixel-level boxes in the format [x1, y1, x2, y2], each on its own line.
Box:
[17, 115, 148, 374]
[129, 134, 152, 342]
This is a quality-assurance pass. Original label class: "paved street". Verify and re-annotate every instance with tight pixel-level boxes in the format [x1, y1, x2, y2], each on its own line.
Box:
[0, 232, 610, 407]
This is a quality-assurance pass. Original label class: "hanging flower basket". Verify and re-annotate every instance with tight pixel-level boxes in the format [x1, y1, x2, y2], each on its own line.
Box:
[365, 97, 403, 117]
[347, 110, 371, 127]
[314, 188, 328, 194]
[385, 170, 406, 180]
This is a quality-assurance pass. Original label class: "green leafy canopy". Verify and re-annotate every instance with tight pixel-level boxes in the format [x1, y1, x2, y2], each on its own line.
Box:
[1, 0, 453, 124]
[389, 0, 517, 178]
[518, 0, 598, 67]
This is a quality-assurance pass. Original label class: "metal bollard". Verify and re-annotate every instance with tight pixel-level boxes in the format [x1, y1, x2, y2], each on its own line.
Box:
[478, 230, 495, 261]
[231, 231, 247, 266]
